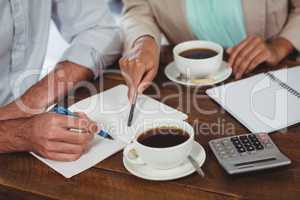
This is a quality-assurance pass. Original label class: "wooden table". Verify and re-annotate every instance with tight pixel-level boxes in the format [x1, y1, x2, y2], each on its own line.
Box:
[1, 48, 300, 200]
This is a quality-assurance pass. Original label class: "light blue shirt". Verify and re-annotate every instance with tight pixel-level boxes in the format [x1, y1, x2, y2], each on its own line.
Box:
[0, 0, 121, 106]
[186, 0, 247, 48]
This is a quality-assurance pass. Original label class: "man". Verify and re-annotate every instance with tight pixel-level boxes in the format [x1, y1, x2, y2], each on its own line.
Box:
[0, 0, 121, 161]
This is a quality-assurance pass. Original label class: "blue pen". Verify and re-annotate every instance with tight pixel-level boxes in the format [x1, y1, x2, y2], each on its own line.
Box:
[53, 105, 113, 140]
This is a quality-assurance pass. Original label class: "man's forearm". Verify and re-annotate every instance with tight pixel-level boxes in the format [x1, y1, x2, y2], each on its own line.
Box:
[0, 118, 28, 153]
[0, 61, 93, 120]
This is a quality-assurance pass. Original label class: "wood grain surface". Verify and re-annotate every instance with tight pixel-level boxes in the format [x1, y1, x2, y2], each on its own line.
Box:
[1, 47, 299, 200]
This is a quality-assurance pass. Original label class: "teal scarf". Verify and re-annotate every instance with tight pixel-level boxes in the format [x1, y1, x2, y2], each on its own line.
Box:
[186, 0, 247, 48]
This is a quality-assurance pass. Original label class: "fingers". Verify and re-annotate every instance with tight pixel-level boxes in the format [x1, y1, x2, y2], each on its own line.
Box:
[128, 87, 136, 103]
[46, 128, 94, 145]
[119, 38, 159, 102]
[74, 112, 99, 134]
[41, 141, 89, 155]
[129, 60, 146, 102]
[55, 113, 98, 134]
[30, 113, 98, 162]
[246, 52, 269, 74]
[228, 37, 255, 68]
[228, 36, 269, 79]
[120, 56, 146, 102]
[234, 47, 264, 79]
[231, 39, 262, 74]
[139, 68, 158, 93]
[40, 152, 82, 162]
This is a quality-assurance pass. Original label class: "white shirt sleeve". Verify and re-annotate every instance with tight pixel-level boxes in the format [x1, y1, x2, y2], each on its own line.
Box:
[52, 0, 122, 78]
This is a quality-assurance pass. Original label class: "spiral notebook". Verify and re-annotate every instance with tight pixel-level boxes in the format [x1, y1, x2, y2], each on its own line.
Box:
[206, 66, 300, 133]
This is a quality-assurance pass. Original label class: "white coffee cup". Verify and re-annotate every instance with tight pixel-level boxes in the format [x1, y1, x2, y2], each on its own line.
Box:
[173, 40, 223, 78]
[124, 119, 195, 170]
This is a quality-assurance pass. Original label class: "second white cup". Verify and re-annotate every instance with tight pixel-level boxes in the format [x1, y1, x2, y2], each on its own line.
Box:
[173, 40, 223, 78]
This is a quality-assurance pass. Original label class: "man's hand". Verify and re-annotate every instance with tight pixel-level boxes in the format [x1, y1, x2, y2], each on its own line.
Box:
[227, 36, 294, 79]
[2, 112, 98, 161]
[119, 36, 159, 102]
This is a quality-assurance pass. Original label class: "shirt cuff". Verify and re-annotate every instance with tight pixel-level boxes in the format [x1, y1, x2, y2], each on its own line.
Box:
[124, 29, 161, 53]
[59, 44, 103, 79]
[280, 31, 300, 52]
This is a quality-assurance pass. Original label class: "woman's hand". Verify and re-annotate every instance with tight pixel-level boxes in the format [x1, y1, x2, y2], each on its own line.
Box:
[227, 36, 294, 79]
[119, 36, 159, 102]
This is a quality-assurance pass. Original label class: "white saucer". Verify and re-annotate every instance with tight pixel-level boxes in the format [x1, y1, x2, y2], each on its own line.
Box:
[164, 61, 232, 87]
[123, 141, 206, 181]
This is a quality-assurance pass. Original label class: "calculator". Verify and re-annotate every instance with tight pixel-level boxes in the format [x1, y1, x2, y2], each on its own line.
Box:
[209, 133, 291, 174]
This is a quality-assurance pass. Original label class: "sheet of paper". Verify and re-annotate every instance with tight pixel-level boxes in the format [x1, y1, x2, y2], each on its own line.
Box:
[33, 85, 187, 178]
[31, 136, 126, 178]
[69, 84, 188, 143]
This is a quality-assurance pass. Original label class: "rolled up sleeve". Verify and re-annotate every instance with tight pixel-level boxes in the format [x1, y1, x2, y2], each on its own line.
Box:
[121, 0, 162, 53]
[280, 0, 300, 51]
[52, 0, 121, 78]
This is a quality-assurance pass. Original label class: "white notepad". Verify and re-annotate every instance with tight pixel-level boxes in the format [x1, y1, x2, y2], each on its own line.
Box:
[32, 85, 187, 178]
[206, 66, 300, 134]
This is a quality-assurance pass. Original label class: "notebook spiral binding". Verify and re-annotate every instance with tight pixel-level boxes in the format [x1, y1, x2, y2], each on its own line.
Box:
[265, 72, 300, 98]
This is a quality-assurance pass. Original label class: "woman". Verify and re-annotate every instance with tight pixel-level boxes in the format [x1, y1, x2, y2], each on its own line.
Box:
[119, 0, 300, 101]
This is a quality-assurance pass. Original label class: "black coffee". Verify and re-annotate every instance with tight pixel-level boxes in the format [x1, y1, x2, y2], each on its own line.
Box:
[137, 127, 190, 148]
[179, 48, 218, 59]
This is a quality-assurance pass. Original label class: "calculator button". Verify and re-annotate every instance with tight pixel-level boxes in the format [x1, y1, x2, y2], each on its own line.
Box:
[229, 149, 235, 153]
[239, 136, 248, 140]
[248, 134, 257, 139]
[244, 142, 252, 147]
[231, 137, 240, 144]
[217, 146, 225, 151]
[255, 145, 264, 150]
[225, 146, 234, 151]
[222, 139, 230, 144]
[237, 147, 246, 153]
[239, 136, 250, 142]
[232, 141, 241, 147]
[240, 138, 250, 144]
[214, 142, 222, 147]
[231, 153, 238, 157]
[228, 149, 237, 156]
[250, 139, 259, 144]
[253, 141, 261, 146]
[249, 136, 258, 141]
[246, 146, 255, 151]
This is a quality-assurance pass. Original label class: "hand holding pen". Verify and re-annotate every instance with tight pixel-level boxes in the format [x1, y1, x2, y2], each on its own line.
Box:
[18, 111, 98, 162]
[53, 105, 113, 140]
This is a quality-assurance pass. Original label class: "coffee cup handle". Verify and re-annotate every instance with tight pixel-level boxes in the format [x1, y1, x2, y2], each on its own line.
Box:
[124, 143, 145, 165]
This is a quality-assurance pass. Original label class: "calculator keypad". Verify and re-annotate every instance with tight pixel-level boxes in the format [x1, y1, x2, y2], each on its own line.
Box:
[209, 133, 292, 174]
[212, 133, 274, 160]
